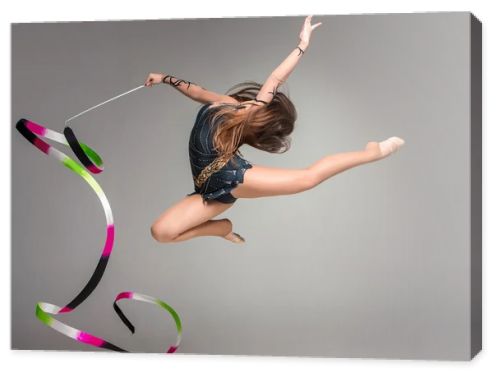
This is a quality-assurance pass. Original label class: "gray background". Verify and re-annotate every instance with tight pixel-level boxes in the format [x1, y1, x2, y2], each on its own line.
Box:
[11, 12, 477, 360]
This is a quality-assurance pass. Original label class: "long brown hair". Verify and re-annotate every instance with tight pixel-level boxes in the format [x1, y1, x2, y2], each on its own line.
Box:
[207, 81, 297, 157]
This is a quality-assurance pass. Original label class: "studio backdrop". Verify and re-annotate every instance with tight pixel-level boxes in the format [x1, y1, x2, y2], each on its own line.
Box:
[11, 12, 482, 361]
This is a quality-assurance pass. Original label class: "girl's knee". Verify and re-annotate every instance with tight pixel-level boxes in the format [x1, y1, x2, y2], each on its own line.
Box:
[150, 222, 178, 243]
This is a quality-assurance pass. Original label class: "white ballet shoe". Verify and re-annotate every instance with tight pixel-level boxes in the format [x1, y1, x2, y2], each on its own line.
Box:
[379, 136, 405, 157]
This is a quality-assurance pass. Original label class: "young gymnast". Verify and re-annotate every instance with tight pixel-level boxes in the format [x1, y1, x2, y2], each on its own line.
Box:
[145, 15, 405, 244]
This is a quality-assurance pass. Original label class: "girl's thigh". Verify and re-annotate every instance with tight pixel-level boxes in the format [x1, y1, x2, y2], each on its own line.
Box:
[231, 164, 313, 198]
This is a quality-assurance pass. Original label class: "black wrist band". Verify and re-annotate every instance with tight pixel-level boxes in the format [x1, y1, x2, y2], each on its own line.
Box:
[162, 75, 171, 84]
[296, 46, 305, 56]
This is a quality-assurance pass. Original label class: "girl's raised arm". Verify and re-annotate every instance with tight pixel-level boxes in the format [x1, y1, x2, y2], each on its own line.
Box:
[253, 16, 322, 106]
[144, 73, 238, 105]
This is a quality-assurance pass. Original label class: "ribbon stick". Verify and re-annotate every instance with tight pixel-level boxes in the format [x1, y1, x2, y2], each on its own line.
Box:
[16, 118, 182, 353]
[64, 85, 145, 125]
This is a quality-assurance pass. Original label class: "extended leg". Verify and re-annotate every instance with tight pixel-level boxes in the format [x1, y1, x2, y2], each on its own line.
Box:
[231, 140, 402, 199]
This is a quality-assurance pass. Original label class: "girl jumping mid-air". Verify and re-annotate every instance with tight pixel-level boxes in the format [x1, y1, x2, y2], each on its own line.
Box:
[145, 15, 405, 244]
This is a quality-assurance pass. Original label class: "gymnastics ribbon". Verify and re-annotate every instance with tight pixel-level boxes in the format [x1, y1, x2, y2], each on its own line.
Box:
[16, 117, 182, 353]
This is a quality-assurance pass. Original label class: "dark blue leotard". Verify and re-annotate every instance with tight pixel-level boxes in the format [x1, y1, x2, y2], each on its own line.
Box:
[187, 103, 253, 204]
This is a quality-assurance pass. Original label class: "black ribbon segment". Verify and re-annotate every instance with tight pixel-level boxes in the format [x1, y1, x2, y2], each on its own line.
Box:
[63, 126, 101, 173]
[113, 300, 136, 334]
[16, 119, 37, 144]
[64, 257, 110, 311]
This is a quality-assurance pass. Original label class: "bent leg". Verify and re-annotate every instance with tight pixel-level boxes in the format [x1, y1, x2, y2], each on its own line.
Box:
[150, 193, 234, 243]
[231, 142, 382, 199]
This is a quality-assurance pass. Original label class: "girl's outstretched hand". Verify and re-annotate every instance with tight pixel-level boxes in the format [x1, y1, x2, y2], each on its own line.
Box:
[144, 72, 165, 87]
[299, 15, 322, 47]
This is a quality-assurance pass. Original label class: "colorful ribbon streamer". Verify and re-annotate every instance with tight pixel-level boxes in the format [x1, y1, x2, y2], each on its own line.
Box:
[16, 118, 182, 353]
